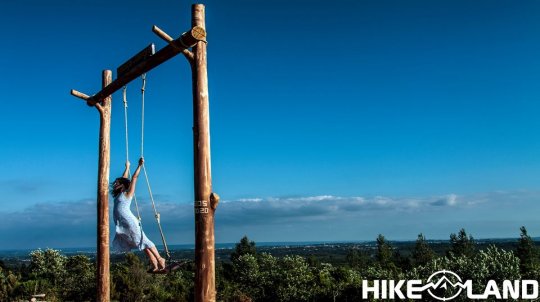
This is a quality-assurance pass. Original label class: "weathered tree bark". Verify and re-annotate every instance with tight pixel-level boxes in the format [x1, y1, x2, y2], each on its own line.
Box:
[191, 4, 217, 302]
[97, 70, 112, 302]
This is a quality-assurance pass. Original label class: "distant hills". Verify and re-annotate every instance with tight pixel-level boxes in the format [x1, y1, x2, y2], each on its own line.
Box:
[1, 237, 537, 261]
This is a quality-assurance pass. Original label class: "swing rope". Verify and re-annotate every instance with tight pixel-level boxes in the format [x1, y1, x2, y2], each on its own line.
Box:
[139, 74, 171, 260]
[122, 77, 171, 260]
[122, 86, 143, 225]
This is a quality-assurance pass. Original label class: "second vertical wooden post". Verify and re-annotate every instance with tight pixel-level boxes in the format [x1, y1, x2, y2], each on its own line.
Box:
[191, 4, 216, 302]
[97, 70, 112, 302]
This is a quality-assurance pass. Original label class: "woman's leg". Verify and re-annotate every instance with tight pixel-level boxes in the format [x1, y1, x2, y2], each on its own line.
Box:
[144, 248, 159, 270]
[149, 246, 166, 269]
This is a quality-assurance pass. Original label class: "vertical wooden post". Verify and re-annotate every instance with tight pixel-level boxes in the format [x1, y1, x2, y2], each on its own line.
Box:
[97, 70, 112, 302]
[191, 4, 216, 302]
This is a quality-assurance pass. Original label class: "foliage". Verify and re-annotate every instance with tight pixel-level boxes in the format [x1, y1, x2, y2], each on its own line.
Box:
[346, 248, 370, 269]
[28, 248, 67, 300]
[231, 254, 262, 300]
[516, 226, 540, 279]
[111, 252, 195, 301]
[314, 263, 361, 302]
[62, 255, 95, 301]
[448, 228, 476, 258]
[275, 255, 315, 301]
[111, 253, 148, 301]
[375, 234, 401, 275]
[0, 267, 19, 300]
[30, 248, 67, 286]
[375, 234, 392, 267]
[409, 245, 520, 302]
[231, 236, 257, 262]
[412, 233, 436, 267]
[1, 230, 537, 301]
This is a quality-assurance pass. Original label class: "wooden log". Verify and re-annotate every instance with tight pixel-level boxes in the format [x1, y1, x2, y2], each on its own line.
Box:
[191, 26, 206, 41]
[210, 193, 220, 210]
[152, 25, 195, 62]
[71, 89, 90, 100]
[83, 27, 205, 106]
[153, 25, 206, 45]
[96, 70, 112, 302]
[153, 25, 176, 43]
[191, 4, 217, 302]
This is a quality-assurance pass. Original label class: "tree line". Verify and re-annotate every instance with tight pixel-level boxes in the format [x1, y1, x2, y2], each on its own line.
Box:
[1, 227, 539, 301]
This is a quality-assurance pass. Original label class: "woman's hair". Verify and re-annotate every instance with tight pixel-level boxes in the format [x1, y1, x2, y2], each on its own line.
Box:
[112, 177, 131, 198]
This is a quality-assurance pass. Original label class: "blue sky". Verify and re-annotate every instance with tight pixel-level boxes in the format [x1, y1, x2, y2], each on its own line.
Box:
[1, 0, 539, 249]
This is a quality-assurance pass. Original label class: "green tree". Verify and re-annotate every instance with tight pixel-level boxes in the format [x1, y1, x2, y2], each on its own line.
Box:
[409, 245, 520, 302]
[376, 234, 394, 269]
[231, 254, 261, 300]
[231, 236, 257, 262]
[315, 264, 361, 302]
[516, 226, 540, 278]
[147, 270, 194, 302]
[0, 267, 19, 301]
[29, 248, 66, 285]
[256, 252, 279, 301]
[476, 245, 521, 282]
[29, 248, 67, 299]
[111, 252, 194, 301]
[346, 248, 369, 269]
[111, 253, 151, 302]
[216, 261, 241, 302]
[393, 250, 412, 271]
[412, 233, 435, 266]
[448, 228, 475, 258]
[276, 255, 315, 302]
[306, 254, 321, 268]
[63, 255, 95, 301]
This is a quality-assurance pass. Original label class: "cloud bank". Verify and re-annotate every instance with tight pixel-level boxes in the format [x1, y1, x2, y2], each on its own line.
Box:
[0, 190, 538, 249]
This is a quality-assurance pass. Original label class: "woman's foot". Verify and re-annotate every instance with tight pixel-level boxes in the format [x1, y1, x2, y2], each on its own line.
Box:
[147, 267, 160, 273]
[158, 257, 166, 270]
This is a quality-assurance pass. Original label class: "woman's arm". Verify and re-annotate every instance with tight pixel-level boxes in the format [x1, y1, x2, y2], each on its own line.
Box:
[122, 161, 130, 178]
[126, 158, 144, 198]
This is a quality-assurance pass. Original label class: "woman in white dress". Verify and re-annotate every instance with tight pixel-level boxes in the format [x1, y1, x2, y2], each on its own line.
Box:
[111, 158, 166, 272]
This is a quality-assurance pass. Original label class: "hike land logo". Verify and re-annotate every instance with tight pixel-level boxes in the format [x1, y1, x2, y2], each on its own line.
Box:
[362, 270, 539, 300]
[426, 270, 464, 301]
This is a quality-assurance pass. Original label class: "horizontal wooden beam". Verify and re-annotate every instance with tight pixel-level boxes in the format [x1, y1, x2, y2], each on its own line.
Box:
[74, 26, 206, 107]
[117, 44, 156, 79]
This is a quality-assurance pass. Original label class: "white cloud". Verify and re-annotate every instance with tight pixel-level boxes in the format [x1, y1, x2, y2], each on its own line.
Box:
[1, 190, 539, 249]
[429, 194, 458, 206]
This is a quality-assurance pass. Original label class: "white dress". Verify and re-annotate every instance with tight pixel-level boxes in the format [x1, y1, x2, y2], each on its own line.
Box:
[112, 193, 155, 252]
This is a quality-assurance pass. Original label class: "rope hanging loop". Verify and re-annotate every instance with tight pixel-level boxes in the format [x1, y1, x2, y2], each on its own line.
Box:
[141, 73, 146, 93]
[122, 86, 128, 108]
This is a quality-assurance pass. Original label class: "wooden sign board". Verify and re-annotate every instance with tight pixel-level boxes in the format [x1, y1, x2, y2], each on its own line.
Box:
[117, 43, 156, 79]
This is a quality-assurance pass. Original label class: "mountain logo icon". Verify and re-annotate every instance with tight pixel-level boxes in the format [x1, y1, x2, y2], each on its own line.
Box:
[424, 270, 466, 301]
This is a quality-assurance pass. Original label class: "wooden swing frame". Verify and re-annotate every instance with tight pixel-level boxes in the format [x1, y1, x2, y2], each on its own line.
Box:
[70, 4, 219, 302]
